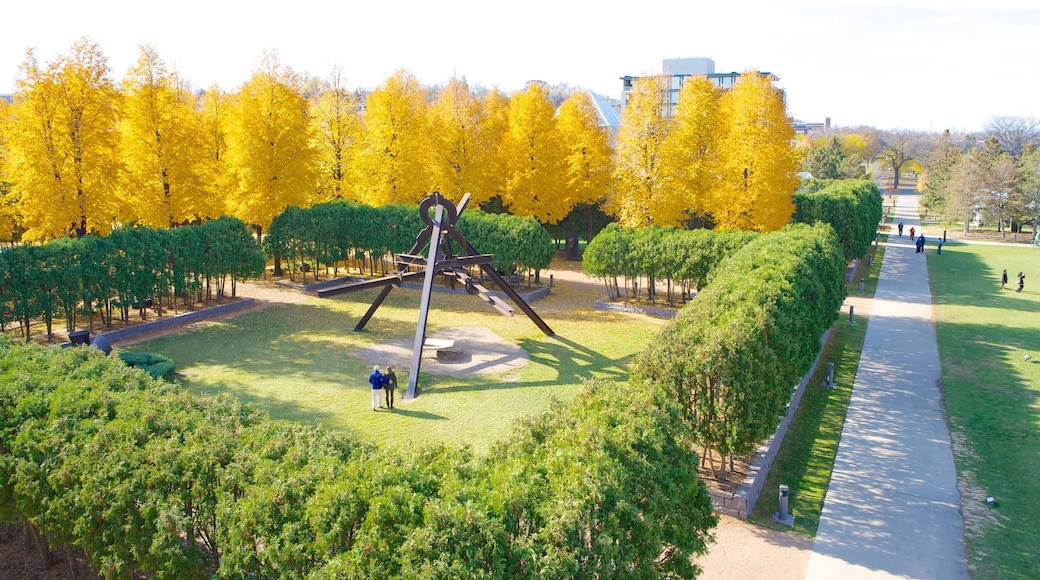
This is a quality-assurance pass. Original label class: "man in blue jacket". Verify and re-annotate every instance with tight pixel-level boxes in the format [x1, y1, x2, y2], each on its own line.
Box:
[368, 365, 384, 410]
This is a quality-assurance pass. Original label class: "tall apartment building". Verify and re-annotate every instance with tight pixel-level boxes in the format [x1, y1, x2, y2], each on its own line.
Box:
[620, 57, 780, 116]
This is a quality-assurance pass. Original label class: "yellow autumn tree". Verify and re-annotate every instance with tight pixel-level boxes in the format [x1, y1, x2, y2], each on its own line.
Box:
[710, 71, 798, 231]
[223, 51, 316, 235]
[500, 82, 566, 222]
[198, 84, 232, 214]
[119, 45, 217, 228]
[0, 100, 18, 242]
[556, 90, 612, 225]
[351, 69, 430, 206]
[608, 75, 684, 227]
[309, 68, 361, 202]
[7, 38, 122, 240]
[662, 75, 720, 217]
[476, 88, 511, 208]
[427, 77, 499, 204]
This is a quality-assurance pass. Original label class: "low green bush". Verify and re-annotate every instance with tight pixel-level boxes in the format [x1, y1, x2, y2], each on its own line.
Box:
[118, 351, 175, 379]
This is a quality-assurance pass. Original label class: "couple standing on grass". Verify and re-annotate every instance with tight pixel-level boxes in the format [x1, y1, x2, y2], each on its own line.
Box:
[368, 365, 398, 410]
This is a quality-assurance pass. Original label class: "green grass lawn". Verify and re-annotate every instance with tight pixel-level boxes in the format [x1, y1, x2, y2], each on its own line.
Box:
[125, 283, 665, 454]
[926, 241, 1040, 579]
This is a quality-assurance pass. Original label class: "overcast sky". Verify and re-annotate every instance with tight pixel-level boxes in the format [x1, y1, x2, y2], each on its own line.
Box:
[2, 0, 1037, 133]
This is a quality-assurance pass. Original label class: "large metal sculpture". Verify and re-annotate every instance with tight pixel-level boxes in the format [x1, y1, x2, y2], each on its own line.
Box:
[318, 192, 554, 399]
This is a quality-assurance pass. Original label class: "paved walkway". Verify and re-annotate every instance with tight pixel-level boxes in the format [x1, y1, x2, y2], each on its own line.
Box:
[805, 191, 970, 579]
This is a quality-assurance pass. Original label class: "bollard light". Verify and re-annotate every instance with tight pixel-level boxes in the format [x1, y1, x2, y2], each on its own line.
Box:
[848, 305, 855, 323]
[773, 484, 794, 525]
[824, 362, 835, 387]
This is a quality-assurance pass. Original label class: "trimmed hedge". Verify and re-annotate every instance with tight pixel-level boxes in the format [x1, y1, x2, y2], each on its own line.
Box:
[582, 223, 758, 301]
[117, 351, 176, 379]
[793, 179, 883, 261]
[632, 222, 846, 465]
[265, 201, 556, 280]
[0, 338, 715, 578]
[0, 217, 265, 341]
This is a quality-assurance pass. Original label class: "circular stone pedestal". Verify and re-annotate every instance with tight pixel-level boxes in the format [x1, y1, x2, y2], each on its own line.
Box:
[436, 348, 465, 361]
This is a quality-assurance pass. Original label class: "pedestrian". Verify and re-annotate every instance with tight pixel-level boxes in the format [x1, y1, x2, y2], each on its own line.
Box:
[909, 227, 915, 240]
[898, 222, 904, 237]
[1002, 269, 1008, 290]
[919, 235, 926, 254]
[384, 366, 398, 409]
[368, 365, 384, 410]
[936, 237, 943, 254]
[1017, 272, 1025, 293]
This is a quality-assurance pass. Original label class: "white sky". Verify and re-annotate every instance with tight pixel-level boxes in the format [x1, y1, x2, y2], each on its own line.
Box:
[2, 0, 1037, 133]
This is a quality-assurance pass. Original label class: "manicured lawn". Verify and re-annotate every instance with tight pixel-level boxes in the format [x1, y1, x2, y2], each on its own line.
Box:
[926, 241, 1040, 579]
[127, 280, 665, 454]
[749, 242, 882, 536]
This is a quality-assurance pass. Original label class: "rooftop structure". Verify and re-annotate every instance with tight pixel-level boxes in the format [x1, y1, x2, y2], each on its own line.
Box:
[621, 57, 780, 116]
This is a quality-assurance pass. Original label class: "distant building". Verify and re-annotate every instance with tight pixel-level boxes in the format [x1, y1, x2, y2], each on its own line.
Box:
[621, 57, 780, 116]
[792, 118, 831, 136]
[587, 91, 622, 134]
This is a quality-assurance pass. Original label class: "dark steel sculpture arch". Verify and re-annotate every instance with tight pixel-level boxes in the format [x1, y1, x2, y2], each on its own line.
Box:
[318, 192, 554, 398]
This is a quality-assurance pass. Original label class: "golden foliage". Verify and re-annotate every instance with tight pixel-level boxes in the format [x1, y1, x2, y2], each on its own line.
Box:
[8, 38, 122, 240]
[663, 75, 721, 217]
[119, 45, 217, 227]
[350, 69, 431, 206]
[709, 71, 797, 231]
[223, 51, 316, 232]
[556, 91, 612, 216]
[608, 76, 685, 227]
[427, 77, 499, 204]
[500, 83, 567, 222]
[309, 70, 362, 202]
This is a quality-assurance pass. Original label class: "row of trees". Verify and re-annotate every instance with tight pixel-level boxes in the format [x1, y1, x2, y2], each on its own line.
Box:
[266, 201, 555, 280]
[612, 73, 798, 230]
[0, 217, 262, 341]
[581, 179, 881, 301]
[921, 131, 1040, 235]
[581, 225, 758, 302]
[0, 339, 717, 578]
[633, 223, 847, 474]
[0, 38, 801, 246]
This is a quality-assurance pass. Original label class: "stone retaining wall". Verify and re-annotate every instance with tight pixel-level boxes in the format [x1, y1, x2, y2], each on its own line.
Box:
[708, 328, 832, 519]
[98, 298, 256, 343]
[592, 297, 680, 318]
[280, 275, 551, 303]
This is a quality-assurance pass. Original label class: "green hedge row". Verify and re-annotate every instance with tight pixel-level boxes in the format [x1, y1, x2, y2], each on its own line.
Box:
[632, 223, 846, 468]
[581, 223, 759, 302]
[792, 179, 883, 262]
[265, 201, 556, 279]
[0, 339, 716, 579]
[0, 217, 264, 341]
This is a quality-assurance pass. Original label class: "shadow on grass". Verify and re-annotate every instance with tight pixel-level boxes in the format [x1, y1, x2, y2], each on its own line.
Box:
[383, 407, 448, 420]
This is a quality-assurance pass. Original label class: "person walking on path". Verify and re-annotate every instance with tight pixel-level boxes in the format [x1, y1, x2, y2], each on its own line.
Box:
[368, 365, 384, 410]
[936, 237, 943, 254]
[1002, 269, 1008, 289]
[1017, 272, 1025, 293]
[384, 366, 398, 409]
[898, 222, 904, 237]
[909, 226, 915, 240]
